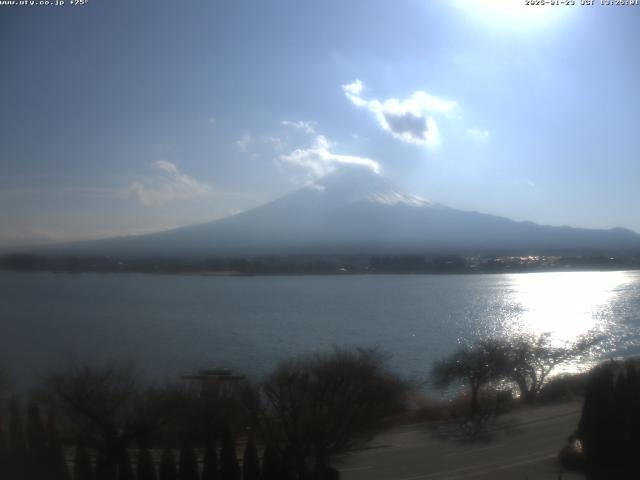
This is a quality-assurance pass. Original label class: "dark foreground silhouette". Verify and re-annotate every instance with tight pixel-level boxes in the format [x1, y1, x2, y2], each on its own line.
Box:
[560, 357, 640, 479]
[0, 348, 407, 480]
[0, 342, 630, 480]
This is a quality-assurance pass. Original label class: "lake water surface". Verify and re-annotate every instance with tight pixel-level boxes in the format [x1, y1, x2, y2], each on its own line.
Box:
[1, 271, 639, 388]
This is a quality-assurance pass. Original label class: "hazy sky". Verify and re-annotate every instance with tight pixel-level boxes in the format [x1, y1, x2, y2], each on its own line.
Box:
[1, 0, 639, 247]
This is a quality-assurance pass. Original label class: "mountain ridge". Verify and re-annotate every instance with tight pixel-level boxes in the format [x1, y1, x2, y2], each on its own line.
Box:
[21, 167, 640, 258]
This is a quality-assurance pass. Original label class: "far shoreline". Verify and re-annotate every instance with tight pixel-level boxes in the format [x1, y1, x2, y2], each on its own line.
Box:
[2, 251, 639, 276]
[1, 266, 639, 277]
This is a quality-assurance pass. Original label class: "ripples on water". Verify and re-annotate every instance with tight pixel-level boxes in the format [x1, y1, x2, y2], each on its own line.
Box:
[0, 270, 638, 387]
[500, 271, 639, 374]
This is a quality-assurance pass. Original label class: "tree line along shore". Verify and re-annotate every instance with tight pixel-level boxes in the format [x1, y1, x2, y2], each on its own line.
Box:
[2, 252, 639, 275]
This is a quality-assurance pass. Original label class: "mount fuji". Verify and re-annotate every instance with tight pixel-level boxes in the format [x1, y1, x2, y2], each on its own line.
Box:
[39, 167, 640, 258]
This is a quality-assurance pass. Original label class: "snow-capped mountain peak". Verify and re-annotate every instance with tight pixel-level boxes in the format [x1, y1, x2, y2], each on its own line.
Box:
[307, 166, 432, 208]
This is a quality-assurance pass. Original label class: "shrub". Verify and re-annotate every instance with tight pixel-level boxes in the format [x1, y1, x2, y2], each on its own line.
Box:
[247, 347, 411, 479]
[201, 440, 219, 480]
[219, 426, 240, 480]
[137, 444, 157, 480]
[73, 445, 94, 480]
[242, 433, 260, 480]
[159, 447, 178, 480]
[179, 442, 199, 480]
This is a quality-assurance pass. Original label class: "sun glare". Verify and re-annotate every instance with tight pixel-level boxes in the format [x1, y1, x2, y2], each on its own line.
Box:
[507, 271, 631, 343]
[455, 0, 570, 29]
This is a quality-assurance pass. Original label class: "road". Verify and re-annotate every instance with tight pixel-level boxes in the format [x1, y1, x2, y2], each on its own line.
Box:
[339, 401, 585, 480]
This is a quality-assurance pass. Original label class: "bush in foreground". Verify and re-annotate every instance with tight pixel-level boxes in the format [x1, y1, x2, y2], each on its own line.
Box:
[246, 347, 412, 480]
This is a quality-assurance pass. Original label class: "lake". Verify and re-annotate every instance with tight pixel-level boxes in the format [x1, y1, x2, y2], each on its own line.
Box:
[1, 270, 639, 390]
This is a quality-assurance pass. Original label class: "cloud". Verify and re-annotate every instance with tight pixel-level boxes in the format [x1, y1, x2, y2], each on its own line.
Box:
[236, 132, 253, 151]
[281, 120, 316, 134]
[342, 79, 364, 98]
[261, 135, 284, 151]
[125, 161, 212, 206]
[153, 159, 179, 174]
[279, 135, 380, 180]
[467, 127, 489, 140]
[342, 79, 456, 147]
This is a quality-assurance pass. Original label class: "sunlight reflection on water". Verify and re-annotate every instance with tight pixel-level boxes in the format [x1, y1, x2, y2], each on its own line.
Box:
[501, 271, 635, 373]
[507, 271, 630, 341]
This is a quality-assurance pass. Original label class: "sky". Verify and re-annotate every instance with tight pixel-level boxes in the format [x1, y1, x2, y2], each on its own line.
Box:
[1, 0, 640, 248]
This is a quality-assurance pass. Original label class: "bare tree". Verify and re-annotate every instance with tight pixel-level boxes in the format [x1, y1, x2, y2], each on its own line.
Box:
[431, 339, 508, 417]
[246, 347, 411, 480]
[182, 369, 248, 444]
[432, 332, 603, 412]
[501, 332, 602, 404]
[44, 363, 188, 476]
